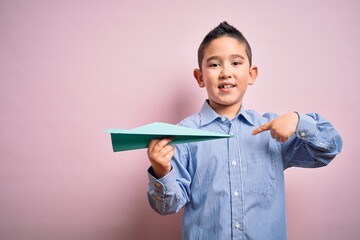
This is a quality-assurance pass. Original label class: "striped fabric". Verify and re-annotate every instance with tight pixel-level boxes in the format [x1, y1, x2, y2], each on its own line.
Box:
[147, 100, 342, 240]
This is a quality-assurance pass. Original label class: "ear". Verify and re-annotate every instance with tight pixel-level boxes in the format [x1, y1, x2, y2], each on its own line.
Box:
[248, 65, 258, 85]
[193, 68, 205, 88]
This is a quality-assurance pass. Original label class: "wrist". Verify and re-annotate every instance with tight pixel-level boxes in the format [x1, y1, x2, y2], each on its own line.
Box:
[152, 164, 172, 179]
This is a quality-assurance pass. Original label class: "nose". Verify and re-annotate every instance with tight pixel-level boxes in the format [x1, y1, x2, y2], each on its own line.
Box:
[219, 65, 232, 79]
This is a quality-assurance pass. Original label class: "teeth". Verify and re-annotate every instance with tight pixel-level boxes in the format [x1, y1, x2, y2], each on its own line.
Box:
[220, 85, 234, 89]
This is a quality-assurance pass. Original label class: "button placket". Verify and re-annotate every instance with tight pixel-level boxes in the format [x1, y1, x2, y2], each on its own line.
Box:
[228, 121, 244, 237]
[234, 191, 239, 198]
[232, 160, 237, 167]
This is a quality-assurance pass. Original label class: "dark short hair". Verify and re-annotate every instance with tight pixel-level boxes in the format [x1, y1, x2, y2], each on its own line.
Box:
[197, 21, 252, 69]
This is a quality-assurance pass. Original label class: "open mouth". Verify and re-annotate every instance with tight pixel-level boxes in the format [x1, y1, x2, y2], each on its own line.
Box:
[218, 84, 236, 89]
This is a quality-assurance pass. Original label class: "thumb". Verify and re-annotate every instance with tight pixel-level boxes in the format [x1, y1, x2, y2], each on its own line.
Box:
[252, 122, 271, 135]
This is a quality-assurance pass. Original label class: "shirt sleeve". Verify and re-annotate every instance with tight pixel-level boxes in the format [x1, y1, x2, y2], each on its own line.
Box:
[147, 143, 192, 215]
[281, 112, 343, 169]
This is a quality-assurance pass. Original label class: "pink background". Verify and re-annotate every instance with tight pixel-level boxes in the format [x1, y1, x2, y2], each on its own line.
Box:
[1, 0, 359, 239]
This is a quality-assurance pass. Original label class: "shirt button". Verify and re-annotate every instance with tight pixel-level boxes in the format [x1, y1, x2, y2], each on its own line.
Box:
[300, 132, 306, 137]
[234, 191, 239, 198]
[235, 222, 241, 229]
[221, 117, 226, 121]
[232, 160, 237, 167]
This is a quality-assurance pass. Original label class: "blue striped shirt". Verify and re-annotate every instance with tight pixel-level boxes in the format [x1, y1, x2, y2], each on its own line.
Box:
[147, 100, 342, 240]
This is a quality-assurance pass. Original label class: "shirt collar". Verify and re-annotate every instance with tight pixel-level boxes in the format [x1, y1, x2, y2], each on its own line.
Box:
[239, 107, 255, 126]
[199, 100, 255, 127]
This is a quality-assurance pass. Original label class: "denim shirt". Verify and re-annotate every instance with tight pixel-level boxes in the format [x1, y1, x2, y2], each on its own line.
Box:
[147, 101, 343, 240]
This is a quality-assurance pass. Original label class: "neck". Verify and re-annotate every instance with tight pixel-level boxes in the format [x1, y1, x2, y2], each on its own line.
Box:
[208, 100, 242, 120]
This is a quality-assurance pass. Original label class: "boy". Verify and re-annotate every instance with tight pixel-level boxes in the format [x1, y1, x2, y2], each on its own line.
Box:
[146, 21, 342, 240]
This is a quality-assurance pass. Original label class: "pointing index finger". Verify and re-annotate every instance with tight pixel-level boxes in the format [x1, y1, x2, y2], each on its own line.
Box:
[252, 122, 271, 135]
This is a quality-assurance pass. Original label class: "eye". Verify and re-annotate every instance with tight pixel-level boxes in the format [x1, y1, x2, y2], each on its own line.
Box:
[232, 61, 242, 66]
[209, 63, 220, 68]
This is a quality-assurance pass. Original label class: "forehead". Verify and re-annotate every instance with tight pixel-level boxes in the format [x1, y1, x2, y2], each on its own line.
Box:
[204, 36, 247, 59]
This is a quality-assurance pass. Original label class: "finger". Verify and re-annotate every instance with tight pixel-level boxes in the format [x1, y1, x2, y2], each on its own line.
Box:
[252, 122, 271, 135]
[270, 130, 276, 139]
[273, 135, 288, 143]
[153, 137, 174, 152]
[163, 148, 175, 161]
[279, 136, 289, 143]
[159, 145, 175, 158]
[148, 139, 160, 151]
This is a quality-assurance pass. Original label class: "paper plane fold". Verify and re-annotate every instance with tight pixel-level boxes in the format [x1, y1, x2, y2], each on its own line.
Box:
[105, 122, 234, 152]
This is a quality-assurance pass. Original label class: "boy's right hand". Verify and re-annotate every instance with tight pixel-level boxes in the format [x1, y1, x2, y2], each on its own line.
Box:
[147, 138, 175, 178]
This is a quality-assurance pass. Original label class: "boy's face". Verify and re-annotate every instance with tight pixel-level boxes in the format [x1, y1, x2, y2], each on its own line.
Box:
[194, 37, 258, 115]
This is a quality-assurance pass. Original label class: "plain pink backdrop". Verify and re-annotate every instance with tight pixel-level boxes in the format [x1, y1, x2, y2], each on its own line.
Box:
[1, 0, 359, 239]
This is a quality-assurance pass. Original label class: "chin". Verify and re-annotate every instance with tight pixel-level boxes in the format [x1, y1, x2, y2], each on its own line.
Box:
[214, 100, 241, 108]
[219, 98, 242, 105]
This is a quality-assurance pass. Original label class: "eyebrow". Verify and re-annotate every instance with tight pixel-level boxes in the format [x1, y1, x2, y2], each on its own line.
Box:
[205, 54, 245, 63]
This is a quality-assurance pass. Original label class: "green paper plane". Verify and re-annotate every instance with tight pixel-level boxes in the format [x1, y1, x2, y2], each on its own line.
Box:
[105, 122, 234, 152]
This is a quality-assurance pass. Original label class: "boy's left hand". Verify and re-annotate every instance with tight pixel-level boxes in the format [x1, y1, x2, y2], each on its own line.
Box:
[252, 112, 299, 142]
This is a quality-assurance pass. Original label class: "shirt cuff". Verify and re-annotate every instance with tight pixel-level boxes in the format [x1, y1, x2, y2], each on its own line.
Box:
[147, 166, 177, 193]
[295, 112, 317, 140]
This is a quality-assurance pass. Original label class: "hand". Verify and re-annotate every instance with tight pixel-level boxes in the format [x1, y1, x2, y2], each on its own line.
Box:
[147, 138, 175, 178]
[252, 112, 299, 142]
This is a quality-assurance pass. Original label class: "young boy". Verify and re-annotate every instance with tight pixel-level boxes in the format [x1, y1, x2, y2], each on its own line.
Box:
[146, 21, 342, 240]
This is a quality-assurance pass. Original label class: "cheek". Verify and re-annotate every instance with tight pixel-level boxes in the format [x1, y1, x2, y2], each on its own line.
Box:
[236, 69, 250, 77]
[203, 67, 220, 76]
[236, 72, 251, 82]
[203, 71, 219, 83]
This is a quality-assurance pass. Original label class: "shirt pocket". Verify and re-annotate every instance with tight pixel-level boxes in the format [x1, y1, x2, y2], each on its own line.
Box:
[246, 151, 275, 196]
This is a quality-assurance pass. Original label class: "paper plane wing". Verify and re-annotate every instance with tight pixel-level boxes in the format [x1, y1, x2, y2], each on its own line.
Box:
[105, 122, 234, 152]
